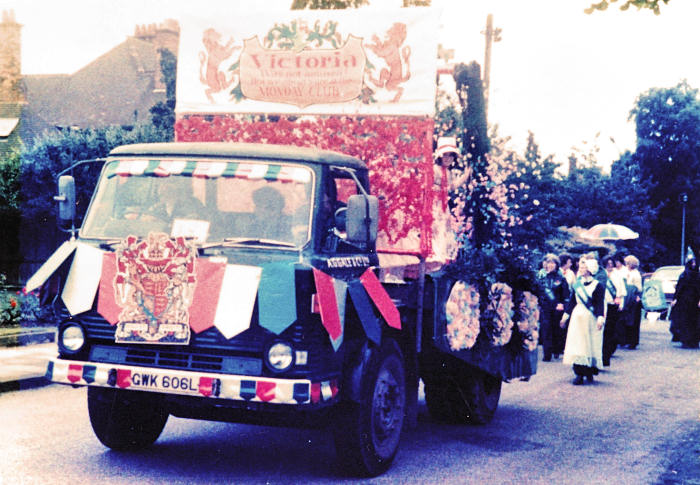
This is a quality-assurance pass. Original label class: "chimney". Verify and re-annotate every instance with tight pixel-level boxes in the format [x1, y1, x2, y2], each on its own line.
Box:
[134, 20, 179, 93]
[154, 19, 180, 57]
[0, 9, 23, 103]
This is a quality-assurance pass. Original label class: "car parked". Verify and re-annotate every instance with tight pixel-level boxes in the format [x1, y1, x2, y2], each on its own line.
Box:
[642, 265, 684, 319]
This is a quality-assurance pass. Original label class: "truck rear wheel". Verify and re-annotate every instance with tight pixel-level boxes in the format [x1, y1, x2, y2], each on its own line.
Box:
[424, 369, 502, 425]
[424, 381, 464, 423]
[333, 339, 406, 477]
[88, 387, 168, 450]
[463, 371, 502, 424]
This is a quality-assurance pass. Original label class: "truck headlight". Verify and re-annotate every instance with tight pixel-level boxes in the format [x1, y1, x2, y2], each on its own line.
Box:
[59, 324, 85, 353]
[266, 341, 294, 372]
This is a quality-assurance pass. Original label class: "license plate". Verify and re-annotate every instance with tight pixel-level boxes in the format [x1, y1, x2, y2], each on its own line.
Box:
[129, 370, 201, 394]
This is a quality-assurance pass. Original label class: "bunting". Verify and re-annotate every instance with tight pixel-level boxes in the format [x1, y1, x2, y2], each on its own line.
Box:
[105, 159, 311, 183]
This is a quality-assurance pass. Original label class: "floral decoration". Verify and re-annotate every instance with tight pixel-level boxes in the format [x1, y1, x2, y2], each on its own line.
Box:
[484, 282, 514, 346]
[445, 280, 480, 351]
[176, 114, 435, 254]
[516, 291, 540, 351]
[1, 275, 48, 327]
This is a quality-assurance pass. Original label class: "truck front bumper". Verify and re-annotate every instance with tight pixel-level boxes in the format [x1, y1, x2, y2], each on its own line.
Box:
[46, 358, 339, 405]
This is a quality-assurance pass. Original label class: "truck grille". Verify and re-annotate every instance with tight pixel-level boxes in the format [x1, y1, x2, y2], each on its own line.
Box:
[73, 310, 265, 353]
[63, 309, 336, 377]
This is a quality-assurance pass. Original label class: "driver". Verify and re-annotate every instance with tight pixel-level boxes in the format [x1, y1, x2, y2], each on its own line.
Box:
[252, 185, 291, 241]
[151, 176, 205, 220]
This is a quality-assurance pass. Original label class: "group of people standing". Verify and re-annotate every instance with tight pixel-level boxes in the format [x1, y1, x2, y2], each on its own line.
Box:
[537, 251, 643, 385]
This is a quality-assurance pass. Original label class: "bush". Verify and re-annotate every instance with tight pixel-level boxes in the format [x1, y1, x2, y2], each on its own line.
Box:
[0, 274, 51, 327]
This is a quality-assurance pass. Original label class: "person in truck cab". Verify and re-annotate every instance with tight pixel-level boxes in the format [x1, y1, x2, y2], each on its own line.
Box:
[153, 175, 204, 221]
[151, 176, 205, 221]
[252, 185, 291, 241]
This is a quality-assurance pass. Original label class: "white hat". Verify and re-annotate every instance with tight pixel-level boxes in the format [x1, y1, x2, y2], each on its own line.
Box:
[583, 258, 599, 275]
[435, 136, 459, 159]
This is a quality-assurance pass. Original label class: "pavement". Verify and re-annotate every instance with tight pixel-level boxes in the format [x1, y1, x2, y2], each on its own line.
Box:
[0, 327, 57, 393]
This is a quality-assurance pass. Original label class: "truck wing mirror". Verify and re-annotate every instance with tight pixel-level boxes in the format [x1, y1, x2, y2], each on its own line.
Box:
[346, 195, 378, 245]
[55, 175, 76, 224]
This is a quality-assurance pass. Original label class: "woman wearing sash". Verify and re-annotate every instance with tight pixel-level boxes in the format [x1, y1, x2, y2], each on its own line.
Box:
[560, 254, 606, 385]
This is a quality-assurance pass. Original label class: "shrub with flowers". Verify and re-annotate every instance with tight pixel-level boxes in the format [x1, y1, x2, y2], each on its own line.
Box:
[445, 281, 480, 351]
[0, 274, 49, 327]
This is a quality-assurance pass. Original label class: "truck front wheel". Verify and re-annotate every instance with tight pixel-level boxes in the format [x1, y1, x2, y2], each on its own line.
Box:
[88, 387, 168, 450]
[334, 339, 406, 477]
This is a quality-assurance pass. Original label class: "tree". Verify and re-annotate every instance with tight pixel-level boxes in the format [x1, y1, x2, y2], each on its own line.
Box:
[585, 0, 670, 15]
[149, 48, 177, 139]
[606, 152, 660, 263]
[501, 131, 565, 253]
[0, 151, 21, 279]
[629, 80, 700, 263]
[291, 0, 368, 8]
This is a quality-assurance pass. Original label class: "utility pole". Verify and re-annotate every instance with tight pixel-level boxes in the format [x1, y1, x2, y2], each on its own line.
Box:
[681, 193, 688, 265]
[481, 14, 501, 121]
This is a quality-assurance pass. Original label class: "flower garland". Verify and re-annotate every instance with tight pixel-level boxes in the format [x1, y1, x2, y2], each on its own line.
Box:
[485, 282, 514, 346]
[516, 291, 540, 351]
[445, 281, 480, 351]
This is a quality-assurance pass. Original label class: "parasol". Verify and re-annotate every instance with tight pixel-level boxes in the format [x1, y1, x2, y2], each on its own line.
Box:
[581, 223, 639, 241]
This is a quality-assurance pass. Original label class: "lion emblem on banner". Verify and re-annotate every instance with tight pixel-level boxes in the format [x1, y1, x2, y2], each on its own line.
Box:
[113, 233, 197, 344]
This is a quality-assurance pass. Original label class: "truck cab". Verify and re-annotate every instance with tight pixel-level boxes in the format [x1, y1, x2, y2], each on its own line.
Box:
[45, 142, 408, 476]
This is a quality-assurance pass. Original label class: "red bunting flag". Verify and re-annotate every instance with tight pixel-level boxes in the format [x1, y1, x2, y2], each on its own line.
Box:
[360, 268, 401, 329]
[312, 268, 343, 341]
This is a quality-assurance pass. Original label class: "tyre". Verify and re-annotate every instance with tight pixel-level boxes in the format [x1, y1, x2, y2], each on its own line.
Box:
[424, 369, 502, 425]
[463, 371, 502, 425]
[334, 340, 406, 477]
[424, 379, 467, 423]
[88, 387, 168, 450]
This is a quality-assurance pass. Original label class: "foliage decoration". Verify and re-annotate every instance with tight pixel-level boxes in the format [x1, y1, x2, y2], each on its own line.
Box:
[516, 291, 540, 351]
[483, 282, 514, 346]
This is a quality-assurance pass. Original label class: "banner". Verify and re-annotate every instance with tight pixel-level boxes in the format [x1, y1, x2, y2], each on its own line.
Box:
[176, 9, 437, 117]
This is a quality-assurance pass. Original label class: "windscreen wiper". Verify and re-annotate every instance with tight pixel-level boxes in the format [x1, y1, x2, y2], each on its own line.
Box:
[97, 239, 123, 251]
[200, 237, 296, 249]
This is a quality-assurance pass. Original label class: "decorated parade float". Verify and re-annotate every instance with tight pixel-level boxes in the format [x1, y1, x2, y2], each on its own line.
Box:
[27, 8, 539, 477]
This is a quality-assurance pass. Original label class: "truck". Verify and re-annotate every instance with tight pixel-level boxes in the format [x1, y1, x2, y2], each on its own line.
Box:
[27, 9, 538, 477]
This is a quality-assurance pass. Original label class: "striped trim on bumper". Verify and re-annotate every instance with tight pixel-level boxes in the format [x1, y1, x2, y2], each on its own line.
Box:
[46, 359, 338, 405]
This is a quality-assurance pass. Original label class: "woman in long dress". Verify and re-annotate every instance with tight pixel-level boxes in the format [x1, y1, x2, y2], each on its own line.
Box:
[670, 257, 700, 348]
[624, 255, 643, 349]
[560, 254, 606, 385]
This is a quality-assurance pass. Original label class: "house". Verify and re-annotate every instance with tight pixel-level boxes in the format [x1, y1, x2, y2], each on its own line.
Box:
[0, 10, 180, 156]
[0, 10, 180, 282]
[0, 10, 23, 158]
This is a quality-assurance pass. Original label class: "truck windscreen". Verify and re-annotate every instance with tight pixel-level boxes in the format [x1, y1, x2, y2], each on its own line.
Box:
[81, 158, 314, 247]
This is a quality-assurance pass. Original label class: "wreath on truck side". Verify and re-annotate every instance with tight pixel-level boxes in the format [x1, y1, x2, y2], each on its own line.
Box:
[445, 279, 539, 352]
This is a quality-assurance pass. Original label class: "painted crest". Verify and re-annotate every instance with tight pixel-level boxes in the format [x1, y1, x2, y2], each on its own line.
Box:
[113, 233, 197, 344]
[196, 19, 415, 107]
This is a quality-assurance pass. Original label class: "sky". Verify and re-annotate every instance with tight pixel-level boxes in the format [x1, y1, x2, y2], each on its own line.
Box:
[1, 0, 698, 170]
